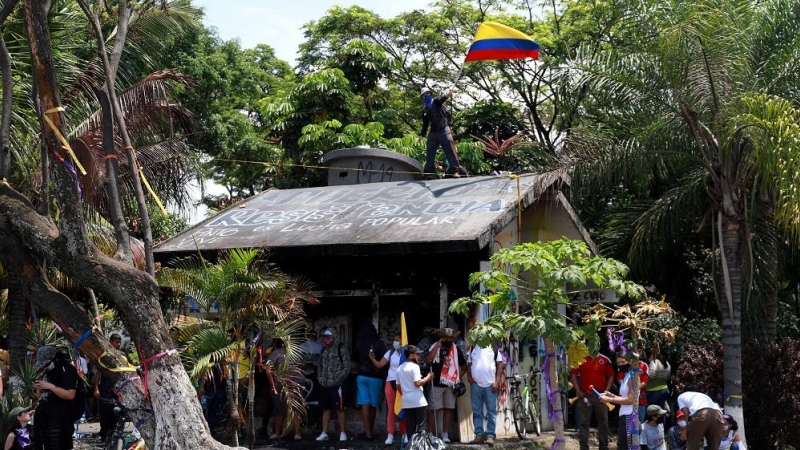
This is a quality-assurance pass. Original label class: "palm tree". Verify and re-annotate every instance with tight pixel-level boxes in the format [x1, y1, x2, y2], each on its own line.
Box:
[158, 248, 315, 448]
[565, 0, 800, 439]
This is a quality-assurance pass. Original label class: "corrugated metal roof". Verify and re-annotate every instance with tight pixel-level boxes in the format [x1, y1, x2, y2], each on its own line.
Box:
[155, 173, 563, 256]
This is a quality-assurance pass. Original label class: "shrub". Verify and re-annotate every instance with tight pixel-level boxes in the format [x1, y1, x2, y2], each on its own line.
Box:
[674, 341, 723, 403]
[742, 339, 800, 449]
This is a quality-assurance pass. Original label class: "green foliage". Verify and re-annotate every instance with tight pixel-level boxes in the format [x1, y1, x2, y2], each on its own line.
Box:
[450, 238, 645, 351]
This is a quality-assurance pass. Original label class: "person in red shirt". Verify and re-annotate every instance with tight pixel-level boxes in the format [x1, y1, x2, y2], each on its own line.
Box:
[571, 353, 615, 450]
[614, 355, 649, 424]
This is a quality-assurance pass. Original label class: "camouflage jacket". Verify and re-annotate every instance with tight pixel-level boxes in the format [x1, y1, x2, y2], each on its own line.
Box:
[318, 341, 351, 387]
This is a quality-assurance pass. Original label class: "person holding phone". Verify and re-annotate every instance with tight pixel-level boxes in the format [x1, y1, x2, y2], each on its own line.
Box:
[354, 324, 386, 441]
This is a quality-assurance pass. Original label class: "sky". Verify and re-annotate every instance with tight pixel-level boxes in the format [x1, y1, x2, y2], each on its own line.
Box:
[192, 0, 432, 65]
[185, 1, 432, 223]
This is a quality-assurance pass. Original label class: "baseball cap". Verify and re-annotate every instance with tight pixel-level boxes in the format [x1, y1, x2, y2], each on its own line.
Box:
[34, 346, 58, 371]
[321, 328, 334, 337]
[9, 405, 32, 419]
[646, 405, 668, 416]
[405, 345, 424, 357]
[420, 87, 432, 96]
[675, 410, 686, 418]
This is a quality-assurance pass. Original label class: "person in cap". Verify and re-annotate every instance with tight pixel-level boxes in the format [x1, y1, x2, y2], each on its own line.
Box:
[32, 346, 78, 450]
[4, 405, 34, 450]
[424, 327, 466, 443]
[315, 328, 351, 443]
[665, 410, 687, 450]
[419, 87, 468, 179]
[396, 345, 434, 442]
[676, 386, 723, 450]
[641, 404, 668, 450]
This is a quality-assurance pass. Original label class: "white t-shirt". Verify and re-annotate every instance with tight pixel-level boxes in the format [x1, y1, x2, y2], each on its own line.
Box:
[641, 422, 666, 450]
[397, 361, 427, 409]
[468, 346, 502, 388]
[383, 349, 402, 382]
[677, 392, 721, 415]
[619, 373, 634, 416]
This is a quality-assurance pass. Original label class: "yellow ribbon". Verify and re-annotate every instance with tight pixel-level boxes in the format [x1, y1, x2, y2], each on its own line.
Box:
[139, 167, 169, 217]
[96, 351, 138, 372]
[42, 107, 87, 175]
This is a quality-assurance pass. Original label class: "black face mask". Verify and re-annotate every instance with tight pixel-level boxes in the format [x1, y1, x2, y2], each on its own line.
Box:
[618, 364, 630, 372]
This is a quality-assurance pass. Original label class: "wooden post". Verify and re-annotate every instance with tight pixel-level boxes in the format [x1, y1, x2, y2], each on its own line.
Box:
[439, 279, 448, 327]
[372, 280, 380, 332]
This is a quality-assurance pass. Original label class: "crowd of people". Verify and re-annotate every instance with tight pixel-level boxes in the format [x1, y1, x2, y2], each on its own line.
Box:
[0, 323, 745, 450]
[251, 322, 509, 447]
[571, 348, 744, 450]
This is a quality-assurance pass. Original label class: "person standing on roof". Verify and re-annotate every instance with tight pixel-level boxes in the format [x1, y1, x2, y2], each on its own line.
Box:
[419, 87, 468, 178]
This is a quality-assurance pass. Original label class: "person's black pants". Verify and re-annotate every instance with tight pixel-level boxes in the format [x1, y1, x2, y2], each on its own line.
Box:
[99, 398, 116, 439]
[404, 406, 428, 441]
[34, 411, 72, 450]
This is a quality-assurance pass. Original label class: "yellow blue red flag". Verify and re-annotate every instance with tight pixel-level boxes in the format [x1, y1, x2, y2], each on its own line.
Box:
[465, 21, 540, 62]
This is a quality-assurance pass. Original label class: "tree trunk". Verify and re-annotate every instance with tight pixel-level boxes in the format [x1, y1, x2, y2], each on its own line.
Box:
[629, 357, 641, 450]
[5, 2, 243, 448]
[719, 212, 746, 445]
[0, 32, 12, 180]
[5, 268, 28, 373]
[76, 0, 155, 276]
[544, 338, 565, 450]
[760, 192, 778, 341]
[228, 362, 241, 447]
[97, 87, 133, 264]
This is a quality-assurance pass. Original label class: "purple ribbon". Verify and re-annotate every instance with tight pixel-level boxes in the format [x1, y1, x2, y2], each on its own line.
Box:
[607, 328, 628, 355]
[245, 330, 263, 352]
[551, 437, 565, 450]
[63, 161, 82, 198]
[541, 352, 563, 423]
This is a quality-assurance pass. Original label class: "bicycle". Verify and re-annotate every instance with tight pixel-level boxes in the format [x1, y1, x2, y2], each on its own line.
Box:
[507, 367, 541, 439]
[101, 398, 149, 450]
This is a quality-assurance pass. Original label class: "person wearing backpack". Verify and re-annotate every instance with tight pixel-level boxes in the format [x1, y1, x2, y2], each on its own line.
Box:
[32, 346, 78, 450]
[315, 328, 351, 443]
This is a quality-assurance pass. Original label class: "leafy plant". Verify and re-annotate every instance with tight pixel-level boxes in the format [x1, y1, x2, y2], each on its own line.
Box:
[742, 339, 800, 449]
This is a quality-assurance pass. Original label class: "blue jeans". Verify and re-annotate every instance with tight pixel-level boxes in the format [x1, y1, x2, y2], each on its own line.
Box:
[471, 384, 498, 438]
[424, 127, 461, 173]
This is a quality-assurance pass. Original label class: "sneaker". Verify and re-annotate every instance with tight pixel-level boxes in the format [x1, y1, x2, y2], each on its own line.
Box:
[340, 432, 348, 442]
[316, 432, 329, 441]
[470, 434, 487, 444]
[442, 432, 450, 444]
[486, 436, 495, 446]
[385, 434, 394, 445]
[294, 434, 302, 441]
[268, 433, 279, 440]
[444, 167, 461, 178]
[403, 434, 408, 444]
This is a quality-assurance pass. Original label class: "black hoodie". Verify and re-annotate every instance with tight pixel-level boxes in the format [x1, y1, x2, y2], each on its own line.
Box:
[356, 324, 387, 379]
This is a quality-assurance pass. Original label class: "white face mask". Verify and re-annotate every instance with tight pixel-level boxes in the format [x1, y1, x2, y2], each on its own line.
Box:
[393, 341, 401, 350]
[677, 420, 688, 428]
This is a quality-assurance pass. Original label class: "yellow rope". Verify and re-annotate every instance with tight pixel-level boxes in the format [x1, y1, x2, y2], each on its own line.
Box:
[43, 107, 87, 175]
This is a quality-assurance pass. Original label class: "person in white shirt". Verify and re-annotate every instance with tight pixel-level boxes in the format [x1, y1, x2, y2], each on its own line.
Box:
[676, 387, 723, 450]
[396, 345, 433, 442]
[466, 344, 503, 446]
[370, 333, 403, 444]
[599, 353, 636, 450]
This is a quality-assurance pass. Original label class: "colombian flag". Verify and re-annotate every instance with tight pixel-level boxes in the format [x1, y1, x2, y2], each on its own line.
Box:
[395, 312, 408, 416]
[464, 22, 540, 62]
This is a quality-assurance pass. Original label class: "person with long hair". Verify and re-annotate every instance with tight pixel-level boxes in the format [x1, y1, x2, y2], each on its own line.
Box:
[599, 354, 636, 450]
[719, 415, 745, 450]
[4, 406, 34, 450]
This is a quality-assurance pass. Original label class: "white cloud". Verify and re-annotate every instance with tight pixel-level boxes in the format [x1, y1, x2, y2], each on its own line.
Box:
[194, 0, 432, 65]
